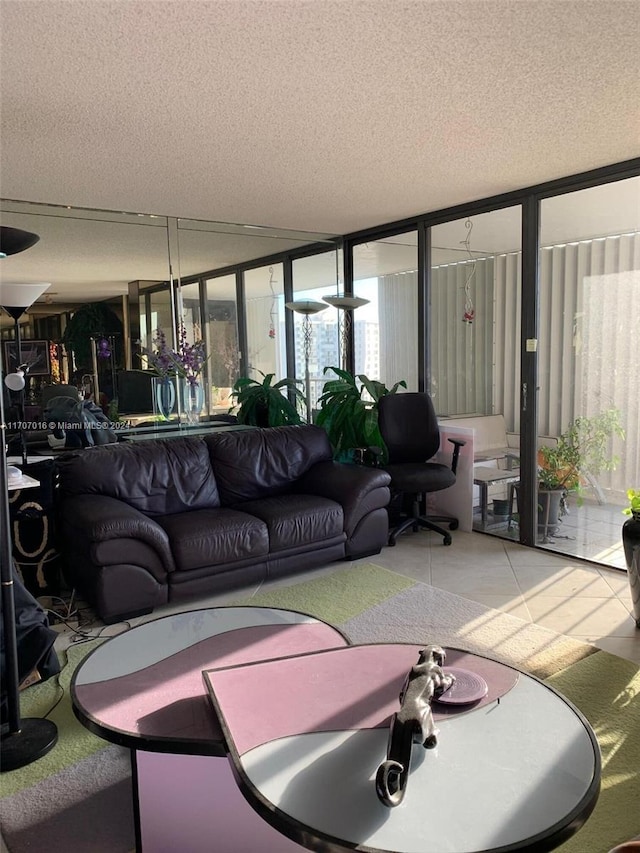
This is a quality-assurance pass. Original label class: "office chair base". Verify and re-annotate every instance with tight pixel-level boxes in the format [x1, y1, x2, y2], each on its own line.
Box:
[388, 515, 457, 547]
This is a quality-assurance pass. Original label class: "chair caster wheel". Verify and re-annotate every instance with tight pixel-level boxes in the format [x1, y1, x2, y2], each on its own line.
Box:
[449, 520, 459, 530]
[388, 537, 397, 547]
[443, 535, 452, 546]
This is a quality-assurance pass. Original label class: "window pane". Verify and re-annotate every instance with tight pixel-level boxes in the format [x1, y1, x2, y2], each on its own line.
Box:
[244, 263, 285, 381]
[291, 250, 337, 416]
[352, 232, 418, 390]
[205, 275, 238, 413]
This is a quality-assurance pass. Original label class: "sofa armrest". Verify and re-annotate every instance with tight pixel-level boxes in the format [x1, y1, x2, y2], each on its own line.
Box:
[296, 461, 391, 535]
[60, 494, 176, 573]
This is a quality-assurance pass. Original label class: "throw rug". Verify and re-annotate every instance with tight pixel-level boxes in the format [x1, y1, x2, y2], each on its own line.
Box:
[1, 562, 638, 853]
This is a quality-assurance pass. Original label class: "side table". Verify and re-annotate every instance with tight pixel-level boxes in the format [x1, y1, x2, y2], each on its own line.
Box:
[71, 606, 349, 852]
[473, 465, 520, 529]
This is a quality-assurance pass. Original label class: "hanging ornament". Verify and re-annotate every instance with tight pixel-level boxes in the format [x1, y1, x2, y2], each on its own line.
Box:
[461, 218, 476, 324]
[268, 267, 277, 339]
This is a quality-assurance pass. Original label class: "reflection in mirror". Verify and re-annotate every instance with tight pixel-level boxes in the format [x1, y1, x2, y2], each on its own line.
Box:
[353, 231, 418, 391]
[0, 202, 171, 413]
[0, 200, 333, 426]
[245, 263, 284, 384]
[291, 250, 338, 413]
[174, 218, 334, 420]
[204, 274, 238, 415]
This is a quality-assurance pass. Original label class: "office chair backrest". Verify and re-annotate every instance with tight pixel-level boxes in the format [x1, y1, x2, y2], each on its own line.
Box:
[378, 392, 441, 464]
[41, 384, 79, 406]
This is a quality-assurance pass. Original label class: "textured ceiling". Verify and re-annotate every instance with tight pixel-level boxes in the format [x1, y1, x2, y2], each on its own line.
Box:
[1, 0, 639, 235]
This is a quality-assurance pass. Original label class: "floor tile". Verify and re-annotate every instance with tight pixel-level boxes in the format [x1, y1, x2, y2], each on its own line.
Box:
[599, 568, 634, 598]
[456, 592, 532, 622]
[511, 564, 616, 599]
[371, 538, 432, 580]
[525, 595, 638, 638]
[431, 564, 521, 597]
[576, 635, 640, 665]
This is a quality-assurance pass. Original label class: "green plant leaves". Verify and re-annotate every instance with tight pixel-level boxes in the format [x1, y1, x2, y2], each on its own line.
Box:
[538, 408, 625, 496]
[230, 371, 303, 426]
[315, 366, 406, 462]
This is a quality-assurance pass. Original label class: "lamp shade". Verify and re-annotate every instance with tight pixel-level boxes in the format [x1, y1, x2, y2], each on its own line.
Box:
[285, 300, 328, 315]
[0, 226, 40, 257]
[323, 294, 370, 310]
[4, 370, 26, 391]
[0, 282, 51, 311]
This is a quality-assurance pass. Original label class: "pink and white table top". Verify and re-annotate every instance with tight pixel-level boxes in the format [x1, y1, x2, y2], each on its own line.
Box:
[71, 606, 349, 754]
[205, 643, 600, 853]
[71, 606, 600, 853]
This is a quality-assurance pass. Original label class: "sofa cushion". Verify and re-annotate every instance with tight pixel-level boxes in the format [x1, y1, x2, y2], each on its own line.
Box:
[57, 437, 220, 516]
[157, 508, 268, 571]
[204, 425, 333, 504]
[236, 494, 344, 551]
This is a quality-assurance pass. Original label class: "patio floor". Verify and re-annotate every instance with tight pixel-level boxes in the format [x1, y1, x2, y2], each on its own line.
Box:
[474, 495, 629, 571]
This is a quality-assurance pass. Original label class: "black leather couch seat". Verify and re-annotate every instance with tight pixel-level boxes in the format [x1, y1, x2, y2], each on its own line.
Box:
[157, 508, 269, 572]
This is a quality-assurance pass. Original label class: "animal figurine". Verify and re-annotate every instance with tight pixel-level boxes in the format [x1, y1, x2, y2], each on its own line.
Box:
[375, 645, 455, 807]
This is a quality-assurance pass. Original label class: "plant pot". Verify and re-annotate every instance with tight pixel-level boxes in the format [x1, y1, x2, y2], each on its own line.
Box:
[622, 510, 640, 628]
[537, 489, 565, 540]
[492, 498, 510, 517]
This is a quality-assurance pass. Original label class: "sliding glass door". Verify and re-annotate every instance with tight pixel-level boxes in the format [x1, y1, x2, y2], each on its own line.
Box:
[537, 177, 640, 568]
[430, 208, 522, 539]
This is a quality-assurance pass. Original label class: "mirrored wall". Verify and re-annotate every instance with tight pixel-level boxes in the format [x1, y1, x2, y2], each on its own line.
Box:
[0, 199, 334, 419]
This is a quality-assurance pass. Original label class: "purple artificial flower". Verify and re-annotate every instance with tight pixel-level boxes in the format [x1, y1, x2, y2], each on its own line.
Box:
[143, 324, 207, 386]
[97, 338, 111, 359]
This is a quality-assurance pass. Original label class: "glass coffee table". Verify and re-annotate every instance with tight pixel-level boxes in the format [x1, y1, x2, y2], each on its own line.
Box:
[71, 606, 348, 852]
[205, 642, 600, 853]
[72, 607, 600, 853]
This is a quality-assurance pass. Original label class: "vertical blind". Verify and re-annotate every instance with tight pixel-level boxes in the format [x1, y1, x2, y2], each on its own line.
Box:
[376, 232, 639, 492]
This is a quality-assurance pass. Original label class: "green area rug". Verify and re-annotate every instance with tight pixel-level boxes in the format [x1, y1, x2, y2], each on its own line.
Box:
[1, 562, 638, 853]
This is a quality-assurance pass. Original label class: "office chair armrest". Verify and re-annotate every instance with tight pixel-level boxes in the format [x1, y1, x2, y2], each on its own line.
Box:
[447, 437, 466, 475]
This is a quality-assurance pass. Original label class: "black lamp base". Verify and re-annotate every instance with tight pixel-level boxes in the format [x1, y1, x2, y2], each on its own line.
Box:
[1, 718, 58, 772]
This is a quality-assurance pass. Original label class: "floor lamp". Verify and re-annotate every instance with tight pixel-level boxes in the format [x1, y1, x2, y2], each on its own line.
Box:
[322, 294, 370, 371]
[2, 282, 52, 465]
[0, 234, 58, 771]
[285, 300, 327, 423]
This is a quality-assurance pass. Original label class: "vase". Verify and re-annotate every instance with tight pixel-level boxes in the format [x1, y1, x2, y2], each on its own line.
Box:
[622, 510, 640, 628]
[181, 380, 204, 426]
[152, 376, 176, 421]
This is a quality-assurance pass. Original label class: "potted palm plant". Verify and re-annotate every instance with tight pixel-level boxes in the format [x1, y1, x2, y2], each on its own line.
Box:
[229, 371, 304, 426]
[537, 409, 625, 537]
[314, 367, 406, 463]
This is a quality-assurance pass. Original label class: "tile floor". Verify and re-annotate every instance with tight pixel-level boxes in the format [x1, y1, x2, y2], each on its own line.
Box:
[363, 529, 640, 665]
[55, 528, 639, 667]
[474, 493, 630, 570]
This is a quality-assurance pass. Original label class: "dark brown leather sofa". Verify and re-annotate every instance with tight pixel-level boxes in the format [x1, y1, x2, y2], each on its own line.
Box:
[55, 425, 391, 623]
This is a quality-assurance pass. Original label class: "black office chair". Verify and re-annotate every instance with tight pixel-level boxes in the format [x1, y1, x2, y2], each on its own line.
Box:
[40, 384, 79, 407]
[378, 392, 465, 546]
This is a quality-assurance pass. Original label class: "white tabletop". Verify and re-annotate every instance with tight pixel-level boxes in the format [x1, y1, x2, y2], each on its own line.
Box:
[206, 644, 600, 853]
[7, 454, 54, 464]
[7, 473, 40, 491]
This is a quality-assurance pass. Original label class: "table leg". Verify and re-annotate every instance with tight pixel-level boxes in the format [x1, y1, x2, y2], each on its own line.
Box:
[480, 483, 489, 529]
[134, 751, 306, 852]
